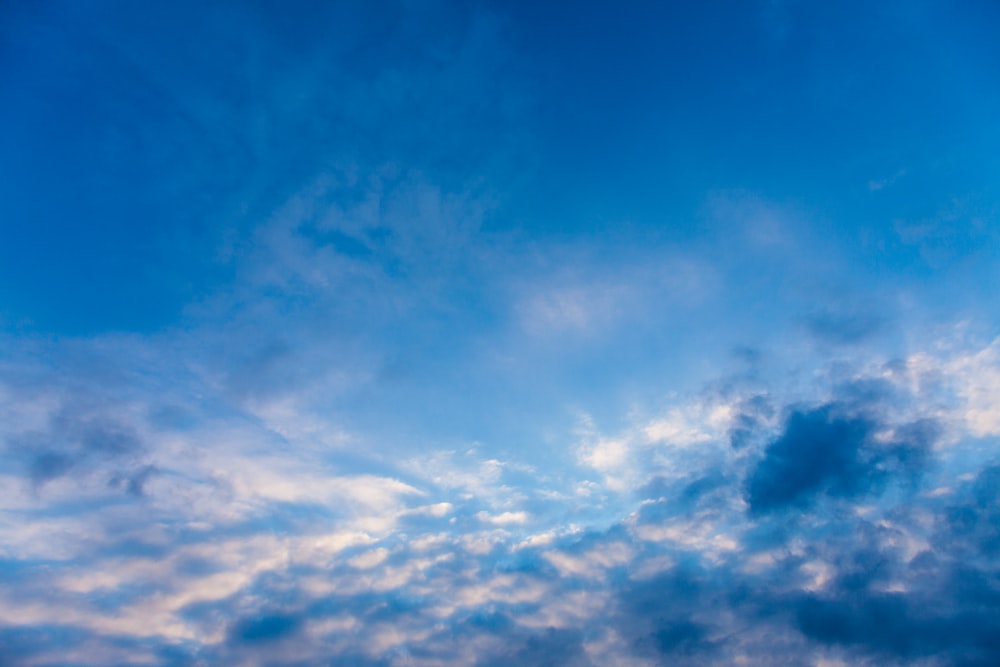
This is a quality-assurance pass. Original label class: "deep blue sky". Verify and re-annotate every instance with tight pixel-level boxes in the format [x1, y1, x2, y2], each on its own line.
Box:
[2, 2, 1000, 665]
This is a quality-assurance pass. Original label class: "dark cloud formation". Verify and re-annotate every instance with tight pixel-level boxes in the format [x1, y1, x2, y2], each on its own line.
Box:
[608, 492, 1000, 666]
[745, 403, 931, 514]
[228, 612, 303, 644]
[746, 407, 873, 512]
[615, 568, 724, 664]
[751, 464, 1000, 667]
[791, 590, 1000, 666]
[777, 475, 1000, 666]
[942, 464, 1000, 557]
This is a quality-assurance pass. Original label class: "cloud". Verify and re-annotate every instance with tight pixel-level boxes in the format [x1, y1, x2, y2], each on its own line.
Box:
[745, 403, 931, 514]
[478, 511, 529, 526]
[943, 338, 1000, 437]
[940, 464, 1000, 557]
[7, 322, 1000, 666]
[574, 392, 740, 498]
[228, 612, 303, 644]
[8, 408, 145, 487]
[478, 627, 592, 667]
[542, 540, 632, 580]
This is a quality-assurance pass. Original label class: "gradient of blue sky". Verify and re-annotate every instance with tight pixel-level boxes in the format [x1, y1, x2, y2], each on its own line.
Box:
[2, 1, 1000, 665]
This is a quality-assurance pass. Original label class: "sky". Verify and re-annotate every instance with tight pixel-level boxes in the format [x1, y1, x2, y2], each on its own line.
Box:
[2, 1, 1000, 665]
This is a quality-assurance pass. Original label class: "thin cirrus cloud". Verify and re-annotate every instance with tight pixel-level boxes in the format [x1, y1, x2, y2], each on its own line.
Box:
[2, 1, 1000, 665]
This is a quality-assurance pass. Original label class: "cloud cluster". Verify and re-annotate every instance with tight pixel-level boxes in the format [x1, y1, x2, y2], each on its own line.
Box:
[2, 330, 999, 666]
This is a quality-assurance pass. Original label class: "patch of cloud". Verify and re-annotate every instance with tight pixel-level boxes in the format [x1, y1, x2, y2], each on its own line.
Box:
[349, 547, 391, 570]
[745, 404, 931, 514]
[577, 431, 633, 493]
[642, 403, 733, 447]
[575, 392, 744, 497]
[878, 335, 1000, 442]
[631, 512, 741, 563]
[542, 541, 633, 580]
[478, 510, 529, 526]
[479, 627, 594, 667]
[941, 337, 1000, 438]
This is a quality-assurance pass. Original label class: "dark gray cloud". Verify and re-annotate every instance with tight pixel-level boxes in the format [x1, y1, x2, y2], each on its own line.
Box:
[791, 589, 1000, 666]
[228, 612, 303, 644]
[941, 464, 1000, 557]
[615, 568, 722, 662]
[745, 404, 931, 514]
[735, 466, 1000, 666]
[747, 406, 872, 512]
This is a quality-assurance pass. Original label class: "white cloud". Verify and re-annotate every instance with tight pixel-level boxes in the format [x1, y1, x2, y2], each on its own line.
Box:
[543, 541, 633, 580]
[883, 336, 1000, 442]
[581, 435, 629, 469]
[575, 393, 742, 494]
[629, 508, 741, 561]
[477, 510, 528, 525]
[450, 573, 549, 609]
[348, 547, 390, 569]
[944, 337, 1000, 437]
[642, 403, 733, 446]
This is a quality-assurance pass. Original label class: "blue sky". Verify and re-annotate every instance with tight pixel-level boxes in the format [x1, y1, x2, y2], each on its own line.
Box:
[2, 1, 1000, 665]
